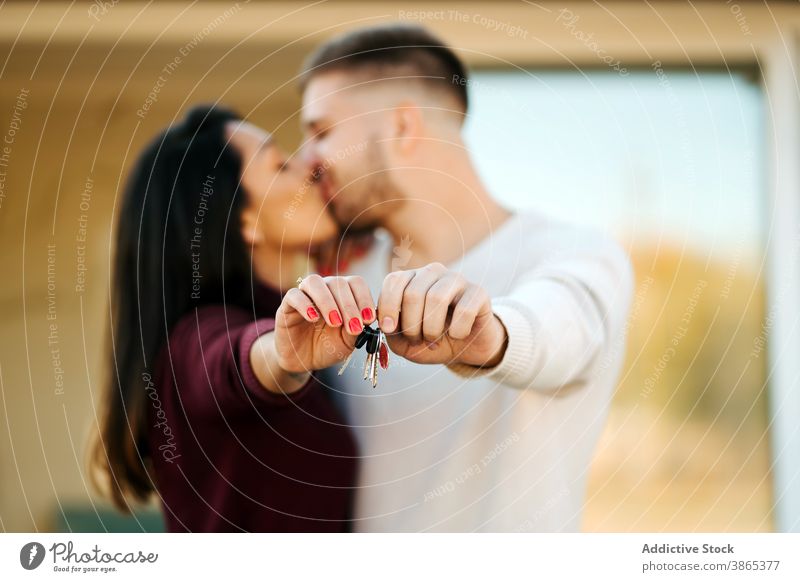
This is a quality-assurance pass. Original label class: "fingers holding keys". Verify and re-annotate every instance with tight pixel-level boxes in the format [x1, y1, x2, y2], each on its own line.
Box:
[380, 263, 463, 342]
[377, 269, 416, 334]
[274, 274, 380, 374]
[422, 273, 469, 342]
[295, 274, 376, 336]
[280, 288, 322, 323]
[397, 263, 448, 341]
[447, 284, 491, 340]
[347, 276, 377, 326]
[377, 263, 503, 367]
[282, 266, 501, 371]
[326, 276, 366, 336]
[297, 274, 342, 327]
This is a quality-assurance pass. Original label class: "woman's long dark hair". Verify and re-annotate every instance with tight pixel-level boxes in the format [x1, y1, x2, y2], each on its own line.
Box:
[89, 104, 254, 512]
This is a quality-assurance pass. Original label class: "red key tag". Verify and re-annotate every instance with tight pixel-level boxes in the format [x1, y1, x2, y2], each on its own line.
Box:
[378, 337, 389, 370]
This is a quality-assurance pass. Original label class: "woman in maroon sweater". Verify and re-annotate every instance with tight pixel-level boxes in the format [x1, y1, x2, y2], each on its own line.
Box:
[89, 104, 373, 532]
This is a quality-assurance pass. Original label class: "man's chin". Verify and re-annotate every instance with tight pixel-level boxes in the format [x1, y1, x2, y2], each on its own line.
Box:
[333, 209, 378, 236]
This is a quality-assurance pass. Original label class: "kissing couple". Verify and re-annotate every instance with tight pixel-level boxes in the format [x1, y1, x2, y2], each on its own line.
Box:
[90, 23, 633, 533]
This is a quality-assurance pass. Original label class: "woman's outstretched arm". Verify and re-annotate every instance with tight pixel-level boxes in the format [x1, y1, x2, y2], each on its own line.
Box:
[248, 331, 310, 396]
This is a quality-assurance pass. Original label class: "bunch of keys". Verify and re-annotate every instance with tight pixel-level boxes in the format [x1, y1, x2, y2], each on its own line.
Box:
[337, 324, 389, 388]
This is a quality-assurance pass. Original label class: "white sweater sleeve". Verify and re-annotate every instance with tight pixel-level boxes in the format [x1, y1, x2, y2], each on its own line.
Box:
[447, 231, 634, 393]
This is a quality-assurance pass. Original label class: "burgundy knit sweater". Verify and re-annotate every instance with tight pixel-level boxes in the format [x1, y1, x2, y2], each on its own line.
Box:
[147, 284, 357, 532]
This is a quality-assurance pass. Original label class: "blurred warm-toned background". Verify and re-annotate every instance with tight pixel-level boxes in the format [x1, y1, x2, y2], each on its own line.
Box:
[1, 1, 799, 532]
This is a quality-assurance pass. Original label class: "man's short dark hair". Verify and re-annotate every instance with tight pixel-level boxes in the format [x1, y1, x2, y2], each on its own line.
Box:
[300, 23, 469, 114]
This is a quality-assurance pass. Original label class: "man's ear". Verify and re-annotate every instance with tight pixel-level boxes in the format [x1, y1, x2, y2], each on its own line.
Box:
[391, 101, 423, 155]
[239, 204, 264, 247]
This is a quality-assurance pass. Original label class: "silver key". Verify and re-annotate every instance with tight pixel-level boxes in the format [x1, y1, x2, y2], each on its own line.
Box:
[362, 349, 372, 380]
[370, 344, 378, 388]
[337, 350, 355, 376]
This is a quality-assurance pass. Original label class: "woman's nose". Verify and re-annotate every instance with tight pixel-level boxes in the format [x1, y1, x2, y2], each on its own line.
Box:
[298, 140, 321, 168]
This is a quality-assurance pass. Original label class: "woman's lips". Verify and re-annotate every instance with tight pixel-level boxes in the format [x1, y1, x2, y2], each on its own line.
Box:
[319, 176, 335, 203]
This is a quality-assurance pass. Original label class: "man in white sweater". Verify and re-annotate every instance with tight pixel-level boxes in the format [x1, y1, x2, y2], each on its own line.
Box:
[299, 23, 634, 532]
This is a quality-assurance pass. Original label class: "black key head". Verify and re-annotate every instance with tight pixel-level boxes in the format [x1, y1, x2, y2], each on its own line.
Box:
[355, 327, 370, 349]
[366, 328, 380, 354]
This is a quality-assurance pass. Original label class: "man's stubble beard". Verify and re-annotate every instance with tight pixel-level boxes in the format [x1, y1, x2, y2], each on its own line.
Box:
[333, 140, 399, 235]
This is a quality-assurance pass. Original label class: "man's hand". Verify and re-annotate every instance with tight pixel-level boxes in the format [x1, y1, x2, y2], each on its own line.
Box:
[377, 262, 507, 367]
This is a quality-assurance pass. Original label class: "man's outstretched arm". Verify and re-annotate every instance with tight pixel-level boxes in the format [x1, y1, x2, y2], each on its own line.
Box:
[379, 232, 634, 392]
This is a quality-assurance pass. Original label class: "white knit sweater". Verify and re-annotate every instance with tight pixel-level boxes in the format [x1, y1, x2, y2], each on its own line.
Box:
[332, 211, 634, 532]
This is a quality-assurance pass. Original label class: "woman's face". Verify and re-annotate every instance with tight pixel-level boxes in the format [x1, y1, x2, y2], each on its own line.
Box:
[227, 121, 338, 249]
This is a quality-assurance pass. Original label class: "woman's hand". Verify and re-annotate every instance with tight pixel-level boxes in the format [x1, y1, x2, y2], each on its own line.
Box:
[273, 274, 376, 373]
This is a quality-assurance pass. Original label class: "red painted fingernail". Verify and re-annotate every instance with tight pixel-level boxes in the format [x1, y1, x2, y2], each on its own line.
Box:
[348, 317, 362, 333]
[307, 307, 319, 320]
[361, 307, 373, 321]
[329, 310, 342, 326]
